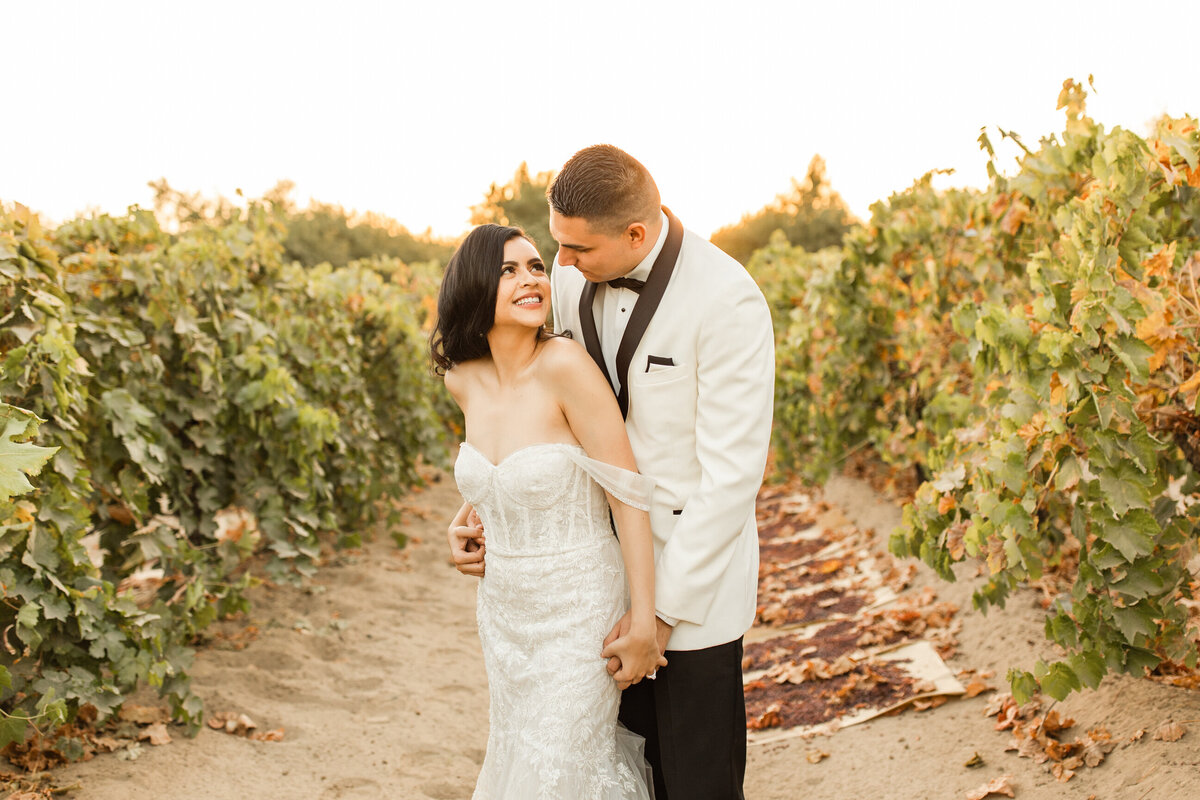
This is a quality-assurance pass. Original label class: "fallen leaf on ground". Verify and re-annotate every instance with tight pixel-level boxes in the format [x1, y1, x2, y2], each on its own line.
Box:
[207, 712, 258, 736]
[118, 704, 169, 725]
[1153, 721, 1187, 742]
[137, 723, 172, 746]
[249, 728, 285, 742]
[964, 752, 985, 768]
[983, 693, 1010, 717]
[805, 749, 829, 763]
[964, 680, 992, 698]
[1080, 727, 1116, 767]
[1051, 762, 1075, 783]
[138, 724, 174, 748]
[912, 696, 949, 711]
[965, 774, 1015, 799]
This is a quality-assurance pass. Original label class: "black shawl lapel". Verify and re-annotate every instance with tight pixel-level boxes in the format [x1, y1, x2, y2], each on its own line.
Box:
[577, 279, 613, 392]
[614, 208, 684, 418]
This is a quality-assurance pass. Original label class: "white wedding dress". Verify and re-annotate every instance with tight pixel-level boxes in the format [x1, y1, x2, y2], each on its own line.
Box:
[455, 441, 655, 800]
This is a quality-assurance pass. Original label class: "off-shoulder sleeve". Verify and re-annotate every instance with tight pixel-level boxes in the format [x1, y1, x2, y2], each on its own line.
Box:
[565, 450, 655, 511]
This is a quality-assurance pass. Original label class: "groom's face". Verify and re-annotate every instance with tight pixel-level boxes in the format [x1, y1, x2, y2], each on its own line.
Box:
[548, 211, 643, 283]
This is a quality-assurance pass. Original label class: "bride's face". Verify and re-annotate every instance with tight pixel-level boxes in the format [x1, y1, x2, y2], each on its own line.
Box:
[492, 236, 549, 331]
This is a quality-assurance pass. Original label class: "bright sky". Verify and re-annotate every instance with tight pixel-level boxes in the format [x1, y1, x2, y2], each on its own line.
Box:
[3, 1, 1198, 239]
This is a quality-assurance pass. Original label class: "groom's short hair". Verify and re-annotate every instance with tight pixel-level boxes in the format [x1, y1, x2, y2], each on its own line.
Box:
[549, 145, 661, 235]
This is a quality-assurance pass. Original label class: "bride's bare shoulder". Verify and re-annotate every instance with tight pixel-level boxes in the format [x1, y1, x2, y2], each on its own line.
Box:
[444, 359, 488, 402]
[536, 336, 604, 387]
[537, 334, 589, 366]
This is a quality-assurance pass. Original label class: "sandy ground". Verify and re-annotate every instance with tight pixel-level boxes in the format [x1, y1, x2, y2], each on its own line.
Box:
[52, 472, 1200, 800]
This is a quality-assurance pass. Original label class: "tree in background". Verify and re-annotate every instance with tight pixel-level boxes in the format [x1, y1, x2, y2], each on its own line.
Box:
[266, 182, 455, 268]
[711, 155, 856, 264]
[151, 180, 455, 268]
[471, 163, 557, 265]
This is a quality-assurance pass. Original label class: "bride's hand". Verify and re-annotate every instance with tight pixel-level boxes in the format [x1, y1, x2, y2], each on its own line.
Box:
[601, 624, 668, 687]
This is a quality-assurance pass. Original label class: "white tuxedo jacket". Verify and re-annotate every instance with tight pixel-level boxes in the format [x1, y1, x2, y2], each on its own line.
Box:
[551, 210, 774, 651]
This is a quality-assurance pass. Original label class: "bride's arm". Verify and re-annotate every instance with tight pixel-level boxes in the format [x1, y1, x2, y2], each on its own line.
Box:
[443, 366, 486, 577]
[543, 340, 665, 683]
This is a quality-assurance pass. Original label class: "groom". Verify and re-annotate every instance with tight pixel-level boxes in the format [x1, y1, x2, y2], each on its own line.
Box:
[450, 144, 774, 799]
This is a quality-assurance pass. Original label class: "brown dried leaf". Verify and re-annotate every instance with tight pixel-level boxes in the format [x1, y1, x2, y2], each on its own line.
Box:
[1052, 762, 1076, 783]
[805, 748, 829, 764]
[965, 680, 992, 698]
[965, 774, 1015, 800]
[946, 521, 968, 559]
[249, 728, 285, 742]
[1000, 199, 1030, 236]
[138, 723, 172, 746]
[207, 711, 259, 737]
[827, 655, 857, 677]
[983, 693, 1012, 718]
[92, 736, 125, 753]
[118, 704, 169, 725]
[1153, 721, 1187, 742]
[1040, 709, 1075, 736]
[1080, 739, 1110, 768]
[911, 695, 949, 711]
[747, 706, 782, 731]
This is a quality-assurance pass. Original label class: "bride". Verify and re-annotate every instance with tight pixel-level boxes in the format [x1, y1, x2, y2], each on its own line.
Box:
[431, 223, 665, 799]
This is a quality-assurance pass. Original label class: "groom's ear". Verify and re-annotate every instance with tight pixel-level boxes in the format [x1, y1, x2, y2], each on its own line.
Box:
[624, 221, 648, 248]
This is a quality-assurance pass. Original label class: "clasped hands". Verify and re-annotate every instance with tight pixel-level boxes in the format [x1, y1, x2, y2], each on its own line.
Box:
[448, 508, 670, 689]
[602, 612, 671, 690]
[448, 507, 486, 577]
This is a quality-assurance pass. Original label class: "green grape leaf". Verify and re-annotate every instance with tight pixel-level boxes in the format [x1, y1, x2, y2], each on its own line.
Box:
[0, 411, 59, 501]
[1041, 662, 1082, 701]
[1111, 561, 1167, 599]
[1098, 462, 1153, 516]
[1099, 510, 1159, 561]
[1068, 651, 1106, 689]
[0, 715, 27, 749]
[1111, 603, 1158, 644]
[1108, 336, 1154, 383]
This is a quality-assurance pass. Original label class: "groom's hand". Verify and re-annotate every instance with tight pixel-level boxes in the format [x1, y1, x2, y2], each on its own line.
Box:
[604, 613, 673, 689]
[447, 505, 485, 577]
[603, 612, 633, 679]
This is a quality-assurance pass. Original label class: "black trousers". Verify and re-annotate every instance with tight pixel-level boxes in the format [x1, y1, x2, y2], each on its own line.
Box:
[618, 637, 747, 800]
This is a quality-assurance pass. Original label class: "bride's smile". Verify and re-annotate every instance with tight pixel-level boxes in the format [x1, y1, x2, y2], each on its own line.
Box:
[493, 237, 549, 330]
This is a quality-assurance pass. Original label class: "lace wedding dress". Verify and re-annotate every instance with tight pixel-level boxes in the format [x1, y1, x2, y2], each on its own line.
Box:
[455, 441, 655, 800]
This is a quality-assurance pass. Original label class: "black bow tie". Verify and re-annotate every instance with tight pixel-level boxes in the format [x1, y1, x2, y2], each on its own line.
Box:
[606, 277, 645, 293]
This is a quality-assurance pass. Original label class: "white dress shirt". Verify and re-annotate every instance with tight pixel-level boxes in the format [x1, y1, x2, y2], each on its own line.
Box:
[599, 211, 669, 395]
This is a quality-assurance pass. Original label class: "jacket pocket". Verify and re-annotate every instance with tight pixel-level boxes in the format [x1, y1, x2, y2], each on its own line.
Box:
[631, 363, 688, 387]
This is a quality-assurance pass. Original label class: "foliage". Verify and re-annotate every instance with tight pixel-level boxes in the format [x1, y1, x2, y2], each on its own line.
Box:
[769, 81, 1200, 701]
[712, 155, 856, 265]
[151, 179, 456, 270]
[470, 163, 557, 265]
[0, 195, 448, 754]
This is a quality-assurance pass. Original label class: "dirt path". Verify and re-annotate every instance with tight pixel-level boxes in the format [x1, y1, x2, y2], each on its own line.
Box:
[56, 473, 1200, 800]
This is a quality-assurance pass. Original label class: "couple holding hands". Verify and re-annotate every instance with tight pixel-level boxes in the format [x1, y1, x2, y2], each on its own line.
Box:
[434, 145, 775, 799]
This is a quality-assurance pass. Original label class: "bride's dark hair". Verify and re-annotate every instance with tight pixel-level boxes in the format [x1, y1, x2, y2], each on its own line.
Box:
[430, 223, 540, 375]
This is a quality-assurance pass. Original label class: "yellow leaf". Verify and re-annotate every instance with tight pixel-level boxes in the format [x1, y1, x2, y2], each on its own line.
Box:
[1178, 370, 1200, 395]
[1142, 242, 1177, 279]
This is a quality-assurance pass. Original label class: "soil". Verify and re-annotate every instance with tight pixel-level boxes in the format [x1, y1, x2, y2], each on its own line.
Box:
[35, 472, 1200, 799]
